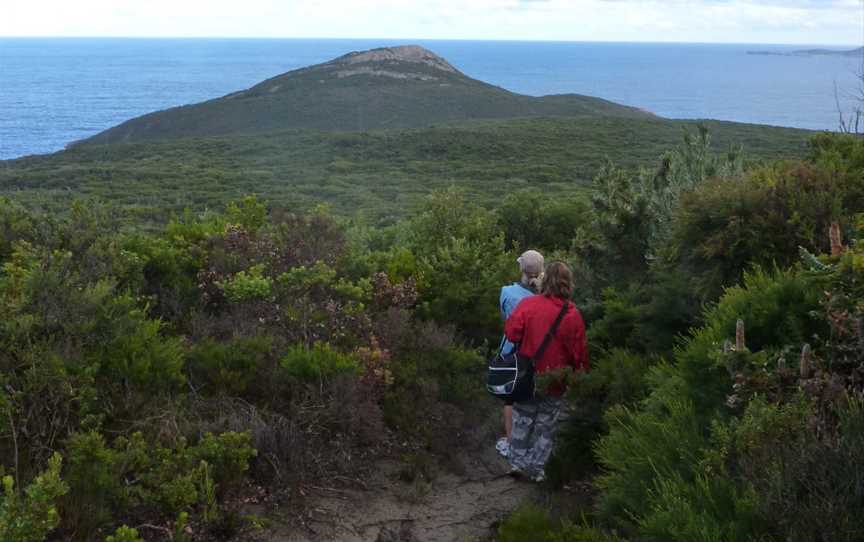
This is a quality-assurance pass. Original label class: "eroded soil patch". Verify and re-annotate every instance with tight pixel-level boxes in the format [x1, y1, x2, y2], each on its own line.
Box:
[245, 447, 539, 542]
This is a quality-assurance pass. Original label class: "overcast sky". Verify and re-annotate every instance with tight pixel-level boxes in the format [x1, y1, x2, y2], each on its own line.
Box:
[3, 0, 862, 45]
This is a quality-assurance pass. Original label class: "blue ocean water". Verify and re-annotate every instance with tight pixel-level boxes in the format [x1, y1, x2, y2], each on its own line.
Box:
[0, 38, 860, 160]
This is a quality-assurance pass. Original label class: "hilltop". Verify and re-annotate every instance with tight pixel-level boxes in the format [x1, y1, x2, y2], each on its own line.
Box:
[76, 45, 651, 145]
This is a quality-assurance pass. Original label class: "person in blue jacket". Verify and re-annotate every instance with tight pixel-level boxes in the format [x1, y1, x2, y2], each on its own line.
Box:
[496, 249, 544, 458]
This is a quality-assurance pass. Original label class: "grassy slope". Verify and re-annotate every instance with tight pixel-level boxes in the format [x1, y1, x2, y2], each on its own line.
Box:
[79, 59, 649, 145]
[0, 116, 812, 224]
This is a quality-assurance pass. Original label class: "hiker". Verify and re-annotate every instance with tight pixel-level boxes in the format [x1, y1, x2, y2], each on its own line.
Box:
[495, 249, 545, 458]
[503, 261, 588, 482]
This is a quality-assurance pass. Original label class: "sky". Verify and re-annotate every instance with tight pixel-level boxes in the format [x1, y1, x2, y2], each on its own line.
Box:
[3, 0, 863, 45]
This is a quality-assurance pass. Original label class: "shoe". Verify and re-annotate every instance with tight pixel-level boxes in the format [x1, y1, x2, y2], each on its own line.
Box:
[495, 437, 510, 458]
[532, 471, 546, 483]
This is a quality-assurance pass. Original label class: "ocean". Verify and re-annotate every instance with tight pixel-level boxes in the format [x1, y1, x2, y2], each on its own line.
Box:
[0, 38, 860, 160]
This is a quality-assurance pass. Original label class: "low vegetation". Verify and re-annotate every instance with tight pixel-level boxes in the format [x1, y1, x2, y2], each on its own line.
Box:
[0, 125, 860, 541]
[499, 132, 864, 541]
[0, 117, 809, 224]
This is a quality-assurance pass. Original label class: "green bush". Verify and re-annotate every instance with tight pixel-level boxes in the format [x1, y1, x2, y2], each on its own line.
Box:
[123, 430, 255, 517]
[593, 266, 824, 533]
[718, 397, 864, 541]
[119, 232, 200, 325]
[55, 430, 256, 536]
[585, 288, 641, 352]
[280, 342, 360, 380]
[497, 504, 555, 542]
[574, 162, 652, 291]
[497, 505, 625, 542]
[809, 132, 864, 177]
[384, 341, 484, 433]
[0, 453, 68, 542]
[95, 301, 186, 392]
[165, 208, 226, 245]
[423, 345, 484, 405]
[186, 335, 273, 396]
[635, 470, 764, 542]
[225, 195, 267, 234]
[671, 267, 823, 419]
[595, 397, 707, 531]
[549, 524, 625, 542]
[549, 349, 652, 483]
[408, 189, 512, 345]
[104, 525, 143, 542]
[668, 159, 860, 302]
[0, 197, 47, 264]
[380, 317, 489, 450]
[497, 191, 590, 252]
[216, 264, 273, 302]
[62, 431, 122, 537]
[189, 432, 257, 494]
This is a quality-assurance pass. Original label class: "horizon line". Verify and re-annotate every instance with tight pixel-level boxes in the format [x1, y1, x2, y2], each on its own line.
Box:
[0, 35, 861, 48]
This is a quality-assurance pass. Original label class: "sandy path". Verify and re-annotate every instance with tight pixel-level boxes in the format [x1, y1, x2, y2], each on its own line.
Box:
[251, 448, 539, 542]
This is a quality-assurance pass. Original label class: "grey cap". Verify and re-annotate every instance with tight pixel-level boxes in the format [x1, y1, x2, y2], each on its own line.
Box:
[517, 250, 544, 275]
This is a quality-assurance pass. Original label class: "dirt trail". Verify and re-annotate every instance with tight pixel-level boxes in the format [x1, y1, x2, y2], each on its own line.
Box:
[252, 447, 539, 542]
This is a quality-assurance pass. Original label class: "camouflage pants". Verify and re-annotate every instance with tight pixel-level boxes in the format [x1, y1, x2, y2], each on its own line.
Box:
[508, 396, 566, 478]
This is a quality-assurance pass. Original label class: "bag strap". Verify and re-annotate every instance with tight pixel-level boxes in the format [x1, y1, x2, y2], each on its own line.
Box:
[532, 301, 570, 363]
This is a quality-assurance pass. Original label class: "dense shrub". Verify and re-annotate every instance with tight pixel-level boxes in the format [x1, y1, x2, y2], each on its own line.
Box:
[593, 266, 823, 525]
[58, 430, 255, 538]
[809, 131, 864, 175]
[104, 525, 144, 542]
[0, 198, 394, 538]
[0, 454, 67, 542]
[497, 191, 591, 252]
[407, 189, 513, 345]
[280, 342, 360, 380]
[186, 335, 273, 396]
[0, 197, 49, 262]
[497, 504, 624, 542]
[548, 349, 652, 484]
[668, 159, 862, 302]
[719, 397, 864, 541]
[589, 220, 864, 541]
[1, 132, 861, 541]
[62, 431, 122, 536]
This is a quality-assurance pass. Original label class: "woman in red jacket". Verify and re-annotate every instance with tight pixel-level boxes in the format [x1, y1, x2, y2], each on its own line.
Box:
[504, 261, 588, 482]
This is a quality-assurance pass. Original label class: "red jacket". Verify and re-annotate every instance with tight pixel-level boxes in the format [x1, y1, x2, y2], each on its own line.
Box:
[505, 295, 589, 381]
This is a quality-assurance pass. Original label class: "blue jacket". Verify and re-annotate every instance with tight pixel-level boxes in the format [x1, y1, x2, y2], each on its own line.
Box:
[499, 282, 535, 354]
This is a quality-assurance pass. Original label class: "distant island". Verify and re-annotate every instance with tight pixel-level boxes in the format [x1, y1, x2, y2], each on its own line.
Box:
[747, 46, 863, 57]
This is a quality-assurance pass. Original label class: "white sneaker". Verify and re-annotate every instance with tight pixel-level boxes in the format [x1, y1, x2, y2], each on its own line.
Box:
[532, 471, 546, 483]
[495, 437, 510, 458]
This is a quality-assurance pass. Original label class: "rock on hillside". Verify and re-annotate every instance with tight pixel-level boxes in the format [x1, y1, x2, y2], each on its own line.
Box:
[76, 45, 651, 146]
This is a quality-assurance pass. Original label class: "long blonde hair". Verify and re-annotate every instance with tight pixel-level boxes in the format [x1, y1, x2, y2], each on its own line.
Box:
[521, 273, 543, 293]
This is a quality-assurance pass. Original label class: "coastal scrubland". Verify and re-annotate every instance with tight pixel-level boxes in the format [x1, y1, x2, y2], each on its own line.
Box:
[1, 125, 863, 541]
[0, 117, 809, 224]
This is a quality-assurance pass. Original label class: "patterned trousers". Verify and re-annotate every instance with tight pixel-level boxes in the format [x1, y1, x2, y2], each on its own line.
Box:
[508, 396, 566, 478]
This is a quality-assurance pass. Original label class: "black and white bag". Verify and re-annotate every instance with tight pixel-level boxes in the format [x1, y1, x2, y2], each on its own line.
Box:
[486, 302, 569, 402]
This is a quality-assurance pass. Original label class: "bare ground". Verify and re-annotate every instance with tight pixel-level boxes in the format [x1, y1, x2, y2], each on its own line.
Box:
[242, 445, 540, 542]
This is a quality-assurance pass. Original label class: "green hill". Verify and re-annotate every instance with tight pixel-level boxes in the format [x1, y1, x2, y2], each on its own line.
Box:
[1, 117, 811, 223]
[76, 45, 651, 146]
